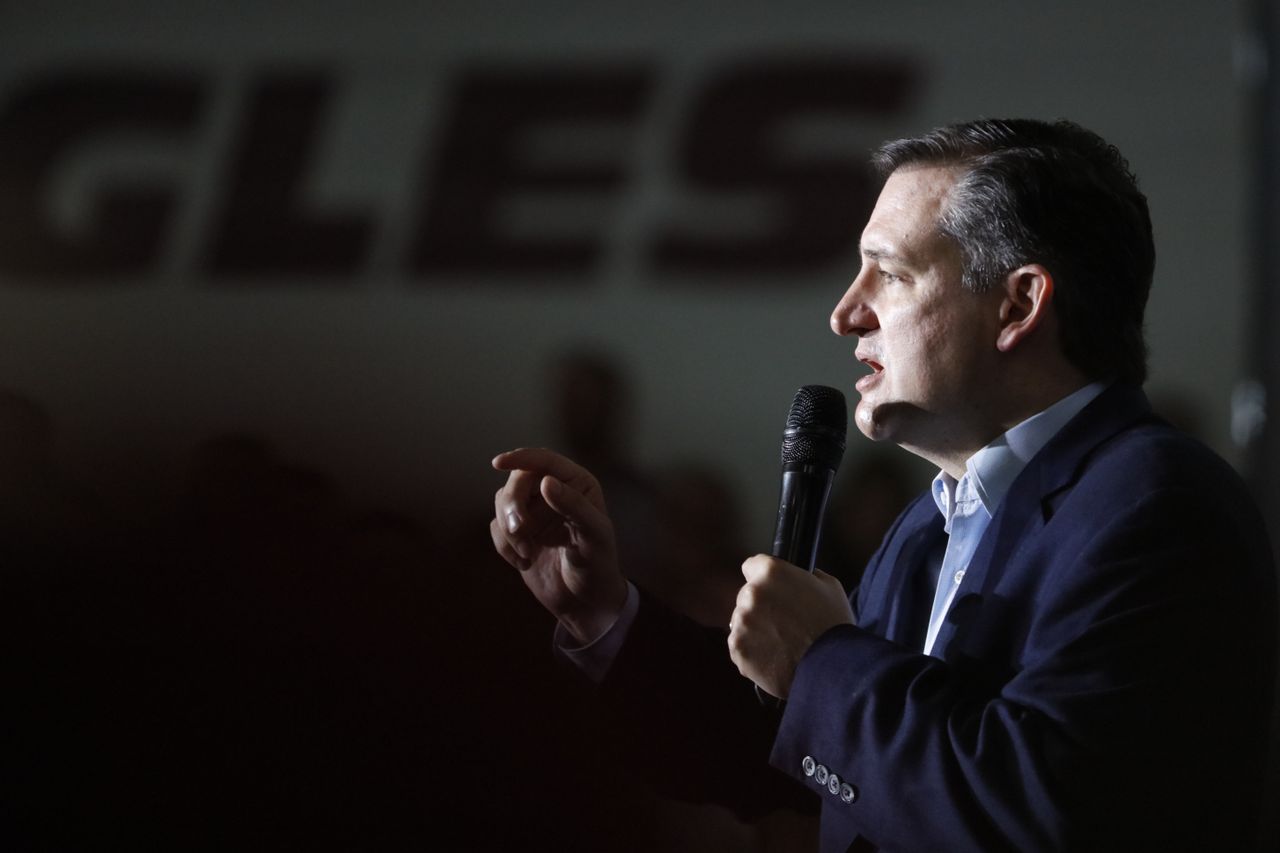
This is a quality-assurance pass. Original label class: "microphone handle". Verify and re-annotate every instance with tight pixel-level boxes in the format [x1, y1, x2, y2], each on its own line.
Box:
[771, 462, 835, 571]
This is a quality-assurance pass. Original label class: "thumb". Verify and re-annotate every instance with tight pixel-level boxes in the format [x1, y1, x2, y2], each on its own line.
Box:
[813, 568, 848, 595]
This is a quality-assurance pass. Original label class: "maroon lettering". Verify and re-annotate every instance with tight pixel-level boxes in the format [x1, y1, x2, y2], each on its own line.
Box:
[0, 69, 204, 278]
[407, 67, 651, 277]
[650, 58, 920, 275]
[206, 73, 374, 277]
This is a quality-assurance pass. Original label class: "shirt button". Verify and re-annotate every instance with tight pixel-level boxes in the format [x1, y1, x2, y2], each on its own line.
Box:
[814, 764, 829, 785]
[827, 773, 841, 795]
[954, 569, 966, 585]
[801, 756, 816, 777]
[840, 782, 858, 804]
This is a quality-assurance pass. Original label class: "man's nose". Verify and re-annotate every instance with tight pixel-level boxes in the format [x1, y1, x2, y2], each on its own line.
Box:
[830, 273, 877, 337]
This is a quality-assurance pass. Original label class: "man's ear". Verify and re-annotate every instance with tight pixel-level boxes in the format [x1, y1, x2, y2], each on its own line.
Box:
[996, 264, 1054, 353]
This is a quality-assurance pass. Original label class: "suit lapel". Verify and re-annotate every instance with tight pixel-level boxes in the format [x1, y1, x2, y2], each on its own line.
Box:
[883, 522, 946, 648]
[855, 493, 946, 648]
[928, 383, 1155, 659]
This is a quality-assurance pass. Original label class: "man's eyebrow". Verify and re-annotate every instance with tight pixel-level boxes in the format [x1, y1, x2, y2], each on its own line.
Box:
[860, 246, 900, 263]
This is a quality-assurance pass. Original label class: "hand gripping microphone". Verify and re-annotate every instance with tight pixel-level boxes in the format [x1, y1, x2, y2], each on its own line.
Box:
[771, 385, 848, 571]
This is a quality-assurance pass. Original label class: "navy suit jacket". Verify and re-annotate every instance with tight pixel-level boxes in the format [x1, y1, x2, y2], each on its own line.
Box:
[602, 384, 1276, 852]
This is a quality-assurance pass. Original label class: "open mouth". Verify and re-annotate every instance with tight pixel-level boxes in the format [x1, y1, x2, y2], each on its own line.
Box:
[855, 356, 883, 390]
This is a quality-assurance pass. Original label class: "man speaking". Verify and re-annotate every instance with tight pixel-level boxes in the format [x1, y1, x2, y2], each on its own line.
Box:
[489, 119, 1276, 851]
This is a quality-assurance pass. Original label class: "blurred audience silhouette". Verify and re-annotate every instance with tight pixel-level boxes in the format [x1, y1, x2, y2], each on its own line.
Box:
[0, 390, 108, 550]
[651, 463, 748, 628]
[5, 371, 961, 851]
[550, 348, 662, 581]
[818, 450, 920, 591]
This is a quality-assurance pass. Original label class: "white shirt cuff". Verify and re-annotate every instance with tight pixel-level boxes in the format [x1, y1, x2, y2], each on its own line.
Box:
[553, 581, 640, 683]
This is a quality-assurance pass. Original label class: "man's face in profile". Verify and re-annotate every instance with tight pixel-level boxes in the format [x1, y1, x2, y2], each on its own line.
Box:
[829, 166, 1005, 459]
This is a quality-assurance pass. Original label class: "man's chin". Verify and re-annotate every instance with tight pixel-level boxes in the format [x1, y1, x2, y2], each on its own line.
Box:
[855, 399, 919, 443]
[854, 399, 892, 441]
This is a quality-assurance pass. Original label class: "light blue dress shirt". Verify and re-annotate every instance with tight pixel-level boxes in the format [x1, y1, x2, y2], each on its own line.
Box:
[922, 381, 1106, 656]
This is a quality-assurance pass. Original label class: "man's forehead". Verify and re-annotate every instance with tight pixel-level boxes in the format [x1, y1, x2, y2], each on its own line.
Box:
[859, 165, 960, 261]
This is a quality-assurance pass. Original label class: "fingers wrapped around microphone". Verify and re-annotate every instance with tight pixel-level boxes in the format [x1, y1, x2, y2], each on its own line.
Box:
[728, 555, 855, 699]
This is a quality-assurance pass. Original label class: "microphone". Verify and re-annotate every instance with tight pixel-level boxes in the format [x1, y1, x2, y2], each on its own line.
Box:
[771, 385, 847, 571]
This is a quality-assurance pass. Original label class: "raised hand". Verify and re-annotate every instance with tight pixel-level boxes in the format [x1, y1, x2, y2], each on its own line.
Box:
[490, 448, 628, 645]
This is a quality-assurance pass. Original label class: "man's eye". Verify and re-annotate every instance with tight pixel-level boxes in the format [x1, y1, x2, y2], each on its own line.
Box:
[878, 270, 901, 282]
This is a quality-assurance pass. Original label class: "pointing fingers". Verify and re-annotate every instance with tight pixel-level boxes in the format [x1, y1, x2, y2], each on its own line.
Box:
[539, 475, 611, 551]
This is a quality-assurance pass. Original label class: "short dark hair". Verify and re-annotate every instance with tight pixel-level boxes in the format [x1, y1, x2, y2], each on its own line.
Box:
[873, 118, 1155, 385]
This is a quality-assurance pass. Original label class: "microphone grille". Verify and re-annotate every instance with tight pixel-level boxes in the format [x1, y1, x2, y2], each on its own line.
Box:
[781, 385, 848, 468]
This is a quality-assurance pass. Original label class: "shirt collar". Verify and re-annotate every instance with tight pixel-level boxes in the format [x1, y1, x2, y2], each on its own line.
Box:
[931, 381, 1108, 525]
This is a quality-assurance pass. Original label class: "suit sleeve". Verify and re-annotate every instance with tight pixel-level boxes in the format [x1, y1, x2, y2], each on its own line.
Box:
[598, 586, 819, 820]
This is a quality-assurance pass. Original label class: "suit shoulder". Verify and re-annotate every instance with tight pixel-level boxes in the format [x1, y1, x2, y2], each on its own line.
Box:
[1083, 417, 1248, 496]
[1055, 418, 1270, 574]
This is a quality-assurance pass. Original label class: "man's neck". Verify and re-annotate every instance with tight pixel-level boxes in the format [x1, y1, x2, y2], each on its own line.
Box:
[908, 373, 1095, 478]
